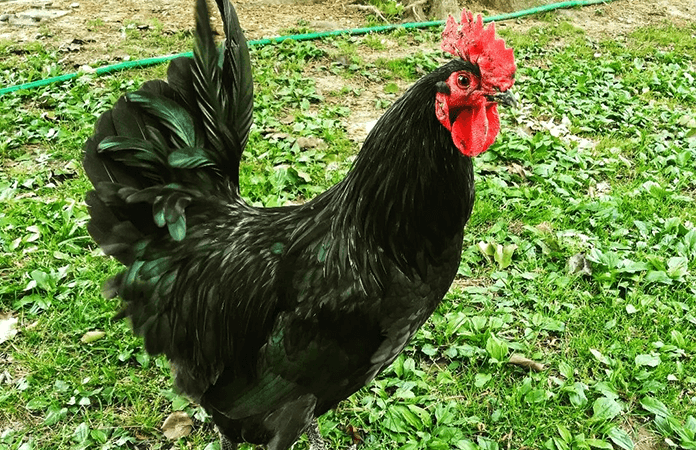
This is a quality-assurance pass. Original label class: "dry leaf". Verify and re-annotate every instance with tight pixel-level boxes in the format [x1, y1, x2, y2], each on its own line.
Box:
[568, 253, 592, 276]
[509, 354, 545, 372]
[162, 411, 193, 440]
[296, 137, 326, 150]
[81, 330, 106, 343]
[0, 313, 18, 344]
[535, 222, 553, 234]
[0, 370, 12, 384]
[507, 163, 528, 178]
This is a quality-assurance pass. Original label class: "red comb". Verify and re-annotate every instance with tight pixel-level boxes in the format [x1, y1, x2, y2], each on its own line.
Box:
[441, 10, 516, 91]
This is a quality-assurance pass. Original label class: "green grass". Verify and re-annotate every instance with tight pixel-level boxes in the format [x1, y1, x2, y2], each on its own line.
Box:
[2, 15, 696, 450]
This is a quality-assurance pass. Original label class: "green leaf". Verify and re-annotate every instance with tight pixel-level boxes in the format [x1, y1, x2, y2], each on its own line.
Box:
[680, 440, 696, 450]
[550, 437, 568, 450]
[407, 404, 432, 428]
[29, 269, 54, 292]
[586, 438, 613, 449]
[591, 396, 622, 421]
[494, 244, 517, 269]
[671, 330, 686, 348]
[474, 372, 492, 388]
[645, 270, 672, 284]
[384, 82, 399, 94]
[643, 180, 668, 198]
[607, 427, 634, 450]
[686, 416, 696, 433]
[635, 354, 661, 367]
[540, 317, 566, 332]
[399, 405, 424, 430]
[654, 415, 680, 437]
[565, 382, 588, 407]
[680, 229, 696, 256]
[72, 422, 90, 444]
[421, 343, 437, 357]
[617, 260, 651, 273]
[25, 398, 49, 410]
[470, 316, 487, 331]
[455, 440, 478, 450]
[525, 389, 548, 404]
[296, 170, 311, 182]
[90, 429, 109, 444]
[589, 348, 611, 366]
[383, 404, 424, 432]
[54, 380, 70, 392]
[667, 256, 689, 279]
[558, 361, 574, 379]
[640, 396, 671, 418]
[172, 395, 190, 411]
[556, 425, 572, 443]
[398, 444, 418, 450]
[44, 406, 68, 425]
[486, 333, 509, 362]
[135, 351, 151, 368]
[477, 436, 500, 450]
[435, 404, 457, 427]
[477, 241, 496, 258]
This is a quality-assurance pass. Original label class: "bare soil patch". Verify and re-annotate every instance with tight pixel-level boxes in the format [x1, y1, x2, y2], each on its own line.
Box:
[1, 0, 694, 68]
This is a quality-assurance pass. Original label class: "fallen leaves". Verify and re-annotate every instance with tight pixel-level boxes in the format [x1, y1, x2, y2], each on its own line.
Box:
[161, 411, 193, 440]
[80, 330, 106, 343]
[0, 312, 19, 344]
[508, 354, 545, 372]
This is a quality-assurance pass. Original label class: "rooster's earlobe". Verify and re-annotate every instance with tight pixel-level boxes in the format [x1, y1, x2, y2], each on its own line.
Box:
[436, 81, 451, 95]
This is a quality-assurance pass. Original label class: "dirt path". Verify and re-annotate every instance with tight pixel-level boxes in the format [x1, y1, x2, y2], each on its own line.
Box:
[1, 0, 694, 69]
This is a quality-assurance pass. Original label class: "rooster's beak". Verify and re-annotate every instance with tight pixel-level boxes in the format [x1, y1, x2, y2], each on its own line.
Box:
[488, 91, 517, 108]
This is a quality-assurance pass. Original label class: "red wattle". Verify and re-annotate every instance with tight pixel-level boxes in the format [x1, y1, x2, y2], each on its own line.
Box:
[483, 103, 500, 151]
[451, 106, 493, 157]
[435, 95, 502, 157]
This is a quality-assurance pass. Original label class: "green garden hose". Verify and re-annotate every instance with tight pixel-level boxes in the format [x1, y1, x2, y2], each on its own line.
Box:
[0, 0, 617, 96]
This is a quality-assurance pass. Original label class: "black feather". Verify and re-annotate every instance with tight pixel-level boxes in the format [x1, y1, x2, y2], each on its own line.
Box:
[126, 91, 203, 149]
[218, 0, 253, 151]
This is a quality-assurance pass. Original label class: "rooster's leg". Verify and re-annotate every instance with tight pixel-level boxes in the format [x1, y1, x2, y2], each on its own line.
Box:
[307, 419, 357, 450]
[307, 419, 326, 450]
[217, 427, 237, 450]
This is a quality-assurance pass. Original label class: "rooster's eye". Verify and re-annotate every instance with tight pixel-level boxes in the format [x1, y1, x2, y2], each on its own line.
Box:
[457, 74, 471, 88]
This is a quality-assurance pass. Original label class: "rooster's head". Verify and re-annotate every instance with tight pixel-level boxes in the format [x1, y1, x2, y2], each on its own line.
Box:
[435, 11, 516, 157]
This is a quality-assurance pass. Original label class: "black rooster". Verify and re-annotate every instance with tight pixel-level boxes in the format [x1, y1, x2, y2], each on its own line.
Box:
[83, 0, 516, 448]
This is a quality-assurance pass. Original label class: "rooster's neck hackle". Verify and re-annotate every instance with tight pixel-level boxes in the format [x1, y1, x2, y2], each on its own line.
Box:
[333, 65, 476, 273]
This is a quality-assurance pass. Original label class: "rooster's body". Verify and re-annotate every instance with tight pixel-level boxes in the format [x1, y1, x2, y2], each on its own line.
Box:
[83, 0, 515, 448]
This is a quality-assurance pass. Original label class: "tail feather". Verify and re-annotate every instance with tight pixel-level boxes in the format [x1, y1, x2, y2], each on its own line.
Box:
[83, 80, 174, 189]
[85, 190, 146, 265]
[167, 58, 197, 113]
[83, 0, 253, 250]
[188, 0, 244, 186]
[218, 0, 254, 151]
